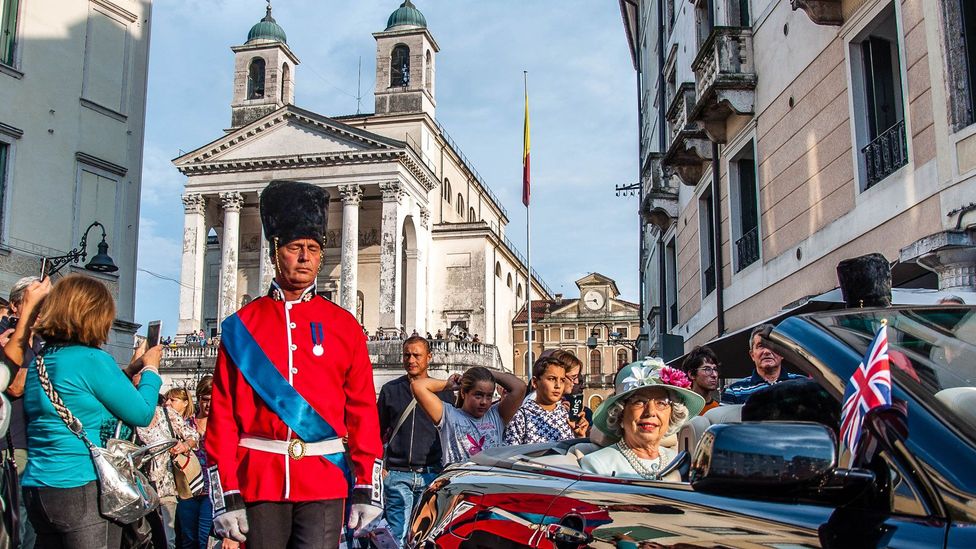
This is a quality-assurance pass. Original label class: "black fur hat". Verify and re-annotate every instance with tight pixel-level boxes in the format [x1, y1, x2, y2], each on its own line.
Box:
[836, 253, 892, 308]
[259, 180, 329, 246]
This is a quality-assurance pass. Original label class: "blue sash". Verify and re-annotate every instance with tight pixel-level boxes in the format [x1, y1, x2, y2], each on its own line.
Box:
[220, 314, 351, 478]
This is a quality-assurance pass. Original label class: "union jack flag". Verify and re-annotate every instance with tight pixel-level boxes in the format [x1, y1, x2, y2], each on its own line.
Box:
[840, 322, 892, 455]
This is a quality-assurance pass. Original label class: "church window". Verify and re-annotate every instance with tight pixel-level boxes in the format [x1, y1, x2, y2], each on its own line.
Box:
[248, 57, 266, 99]
[468, 207, 477, 222]
[517, 284, 523, 298]
[1, 0, 20, 66]
[495, 262, 501, 278]
[280, 63, 291, 103]
[425, 50, 432, 92]
[590, 350, 602, 376]
[391, 44, 410, 87]
[443, 178, 452, 203]
[506, 273, 512, 288]
[617, 349, 628, 369]
[457, 194, 464, 217]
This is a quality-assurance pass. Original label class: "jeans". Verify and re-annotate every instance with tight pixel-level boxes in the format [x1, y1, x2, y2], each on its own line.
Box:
[159, 496, 177, 549]
[383, 469, 440, 545]
[23, 481, 122, 549]
[14, 449, 36, 549]
[175, 495, 212, 549]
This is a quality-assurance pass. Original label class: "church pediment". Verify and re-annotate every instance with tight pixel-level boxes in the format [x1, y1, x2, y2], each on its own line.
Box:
[575, 272, 621, 297]
[174, 105, 404, 170]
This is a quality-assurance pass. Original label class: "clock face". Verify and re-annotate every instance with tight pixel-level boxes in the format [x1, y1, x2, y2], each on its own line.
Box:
[583, 290, 605, 311]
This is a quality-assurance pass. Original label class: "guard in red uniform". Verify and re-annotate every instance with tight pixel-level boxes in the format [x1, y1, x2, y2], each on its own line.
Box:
[207, 180, 383, 548]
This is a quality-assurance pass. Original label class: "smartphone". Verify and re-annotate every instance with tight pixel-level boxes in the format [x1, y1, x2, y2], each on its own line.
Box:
[566, 392, 584, 417]
[367, 528, 399, 549]
[146, 320, 162, 348]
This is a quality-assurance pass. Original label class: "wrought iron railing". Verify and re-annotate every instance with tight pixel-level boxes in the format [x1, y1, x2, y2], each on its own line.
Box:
[861, 119, 907, 189]
[703, 265, 716, 296]
[735, 226, 760, 272]
[434, 119, 509, 218]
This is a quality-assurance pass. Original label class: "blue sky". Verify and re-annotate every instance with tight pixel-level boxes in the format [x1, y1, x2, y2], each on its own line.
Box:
[134, 0, 639, 335]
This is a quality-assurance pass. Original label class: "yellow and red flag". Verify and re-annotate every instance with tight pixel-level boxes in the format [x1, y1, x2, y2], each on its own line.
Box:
[522, 86, 530, 207]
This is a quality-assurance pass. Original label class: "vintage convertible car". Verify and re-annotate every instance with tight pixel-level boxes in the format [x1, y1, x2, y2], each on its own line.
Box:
[407, 306, 976, 548]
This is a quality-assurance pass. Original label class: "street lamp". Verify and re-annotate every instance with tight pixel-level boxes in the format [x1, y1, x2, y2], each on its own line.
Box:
[586, 322, 639, 361]
[43, 221, 118, 277]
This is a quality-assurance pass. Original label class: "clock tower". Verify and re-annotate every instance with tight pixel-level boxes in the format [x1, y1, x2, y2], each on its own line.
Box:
[373, 1, 439, 117]
[576, 273, 620, 315]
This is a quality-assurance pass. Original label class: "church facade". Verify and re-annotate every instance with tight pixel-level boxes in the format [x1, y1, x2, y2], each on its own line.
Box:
[173, 2, 550, 372]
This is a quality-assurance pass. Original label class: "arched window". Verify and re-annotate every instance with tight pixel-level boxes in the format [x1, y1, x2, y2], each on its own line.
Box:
[457, 195, 464, 217]
[517, 284, 523, 298]
[425, 50, 433, 92]
[468, 207, 477, 222]
[391, 44, 410, 87]
[280, 63, 291, 103]
[495, 262, 501, 277]
[590, 350, 602, 376]
[247, 57, 266, 99]
[443, 179, 452, 202]
[506, 273, 512, 288]
[616, 349, 628, 369]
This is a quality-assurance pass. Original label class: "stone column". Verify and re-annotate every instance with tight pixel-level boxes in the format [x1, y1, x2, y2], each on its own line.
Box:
[217, 192, 244, 326]
[338, 184, 363, 315]
[378, 181, 404, 331]
[178, 193, 207, 335]
[258, 224, 275, 292]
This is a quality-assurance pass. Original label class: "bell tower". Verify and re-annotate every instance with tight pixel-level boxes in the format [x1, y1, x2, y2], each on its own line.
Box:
[373, 1, 439, 117]
[230, 2, 300, 128]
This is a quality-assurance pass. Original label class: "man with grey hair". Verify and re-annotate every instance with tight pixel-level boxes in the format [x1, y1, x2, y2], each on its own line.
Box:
[1, 275, 46, 549]
[721, 323, 805, 405]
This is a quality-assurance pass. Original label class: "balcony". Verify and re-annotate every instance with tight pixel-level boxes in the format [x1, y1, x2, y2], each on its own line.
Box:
[790, 0, 843, 26]
[735, 226, 760, 272]
[583, 373, 615, 390]
[735, 227, 759, 272]
[862, 120, 908, 189]
[690, 27, 757, 143]
[640, 153, 679, 231]
[159, 339, 506, 392]
[662, 82, 712, 186]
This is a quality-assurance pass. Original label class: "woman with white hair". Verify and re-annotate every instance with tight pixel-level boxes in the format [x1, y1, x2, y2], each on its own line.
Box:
[581, 359, 704, 481]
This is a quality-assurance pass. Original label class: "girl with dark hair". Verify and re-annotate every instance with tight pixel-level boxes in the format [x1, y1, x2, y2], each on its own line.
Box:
[413, 367, 526, 466]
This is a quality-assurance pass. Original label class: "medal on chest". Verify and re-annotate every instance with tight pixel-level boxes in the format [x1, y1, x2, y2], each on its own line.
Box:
[310, 322, 325, 356]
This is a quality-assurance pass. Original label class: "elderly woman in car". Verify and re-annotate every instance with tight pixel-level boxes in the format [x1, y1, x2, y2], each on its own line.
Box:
[581, 359, 704, 481]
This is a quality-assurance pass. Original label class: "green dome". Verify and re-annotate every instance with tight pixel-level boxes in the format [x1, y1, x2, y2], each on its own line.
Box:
[386, 0, 426, 30]
[247, 5, 287, 44]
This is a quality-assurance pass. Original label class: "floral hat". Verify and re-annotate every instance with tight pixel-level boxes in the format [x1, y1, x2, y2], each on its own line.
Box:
[592, 358, 706, 444]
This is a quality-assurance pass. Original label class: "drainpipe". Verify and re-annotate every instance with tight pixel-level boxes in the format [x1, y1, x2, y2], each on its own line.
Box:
[711, 142, 725, 335]
[656, 0, 668, 353]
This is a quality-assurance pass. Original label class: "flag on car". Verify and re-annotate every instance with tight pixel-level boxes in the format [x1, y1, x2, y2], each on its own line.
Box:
[840, 321, 892, 455]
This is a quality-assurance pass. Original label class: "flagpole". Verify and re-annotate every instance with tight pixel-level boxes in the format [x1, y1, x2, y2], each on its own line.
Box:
[524, 70, 533, 376]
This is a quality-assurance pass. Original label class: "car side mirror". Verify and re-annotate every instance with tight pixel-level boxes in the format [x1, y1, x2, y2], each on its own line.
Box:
[690, 422, 845, 499]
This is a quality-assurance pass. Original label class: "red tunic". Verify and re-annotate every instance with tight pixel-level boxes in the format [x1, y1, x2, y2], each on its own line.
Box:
[206, 290, 382, 502]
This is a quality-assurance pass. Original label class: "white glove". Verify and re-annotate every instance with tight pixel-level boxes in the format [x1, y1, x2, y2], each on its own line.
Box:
[347, 503, 383, 535]
[213, 508, 249, 543]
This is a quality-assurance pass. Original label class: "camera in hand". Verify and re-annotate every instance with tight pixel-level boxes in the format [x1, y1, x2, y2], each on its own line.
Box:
[566, 392, 584, 417]
[0, 315, 19, 332]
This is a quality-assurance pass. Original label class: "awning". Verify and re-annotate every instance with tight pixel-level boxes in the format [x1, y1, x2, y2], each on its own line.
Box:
[666, 288, 974, 379]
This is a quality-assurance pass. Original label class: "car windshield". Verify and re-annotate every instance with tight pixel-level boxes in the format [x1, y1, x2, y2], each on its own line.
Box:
[816, 307, 976, 441]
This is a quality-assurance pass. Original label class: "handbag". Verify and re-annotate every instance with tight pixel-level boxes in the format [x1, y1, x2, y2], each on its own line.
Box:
[36, 355, 171, 523]
[163, 411, 204, 499]
[381, 399, 416, 471]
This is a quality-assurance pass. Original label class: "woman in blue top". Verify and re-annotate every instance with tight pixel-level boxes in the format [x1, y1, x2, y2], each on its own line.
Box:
[22, 274, 162, 549]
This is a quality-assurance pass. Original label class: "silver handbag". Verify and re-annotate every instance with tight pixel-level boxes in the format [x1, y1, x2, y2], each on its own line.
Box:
[36, 354, 171, 523]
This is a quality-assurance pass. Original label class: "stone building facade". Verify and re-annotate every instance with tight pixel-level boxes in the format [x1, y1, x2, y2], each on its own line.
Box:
[620, 0, 976, 356]
[0, 0, 152, 363]
[173, 3, 550, 372]
[512, 273, 640, 410]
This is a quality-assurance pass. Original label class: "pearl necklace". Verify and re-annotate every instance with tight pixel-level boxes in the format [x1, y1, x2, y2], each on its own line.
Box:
[615, 441, 663, 480]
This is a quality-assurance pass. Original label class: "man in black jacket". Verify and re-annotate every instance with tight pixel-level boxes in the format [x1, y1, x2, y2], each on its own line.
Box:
[376, 336, 453, 545]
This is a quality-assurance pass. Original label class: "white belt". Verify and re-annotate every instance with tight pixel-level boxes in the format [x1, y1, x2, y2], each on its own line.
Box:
[239, 435, 344, 461]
